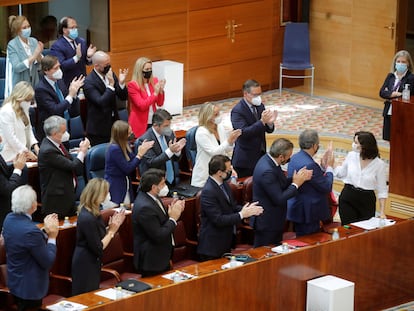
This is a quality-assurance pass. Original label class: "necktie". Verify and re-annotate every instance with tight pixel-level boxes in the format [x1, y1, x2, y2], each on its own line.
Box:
[59, 143, 78, 189]
[251, 106, 259, 120]
[220, 183, 230, 202]
[54, 82, 65, 102]
[159, 136, 174, 184]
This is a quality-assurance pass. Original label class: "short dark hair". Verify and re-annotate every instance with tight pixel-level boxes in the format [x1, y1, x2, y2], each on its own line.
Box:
[269, 138, 294, 158]
[152, 109, 172, 126]
[208, 154, 231, 175]
[355, 131, 379, 159]
[139, 168, 165, 192]
[243, 79, 260, 93]
[41, 55, 58, 72]
[58, 16, 74, 36]
[299, 129, 319, 149]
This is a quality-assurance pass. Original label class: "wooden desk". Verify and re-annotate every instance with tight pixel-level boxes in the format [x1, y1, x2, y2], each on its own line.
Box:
[55, 219, 414, 311]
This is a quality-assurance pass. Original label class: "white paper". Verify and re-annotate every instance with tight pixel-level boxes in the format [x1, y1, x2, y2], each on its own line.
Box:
[221, 260, 244, 270]
[351, 217, 396, 230]
[162, 271, 197, 281]
[94, 288, 134, 300]
[46, 300, 88, 311]
[271, 245, 293, 254]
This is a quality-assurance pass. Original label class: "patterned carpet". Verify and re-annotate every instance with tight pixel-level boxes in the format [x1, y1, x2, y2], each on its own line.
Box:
[172, 89, 389, 149]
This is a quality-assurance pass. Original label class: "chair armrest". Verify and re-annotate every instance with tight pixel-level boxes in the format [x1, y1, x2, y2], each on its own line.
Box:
[49, 272, 72, 297]
[101, 268, 121, 282]
[123, 252, 135, 272]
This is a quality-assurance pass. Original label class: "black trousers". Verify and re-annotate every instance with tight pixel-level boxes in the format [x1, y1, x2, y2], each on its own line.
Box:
[339, 184, 376, 225]
[13, 295, 42, 311]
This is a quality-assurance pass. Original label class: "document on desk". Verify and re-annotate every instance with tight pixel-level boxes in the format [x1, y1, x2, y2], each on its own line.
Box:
[351, 217, 396, 230]
[46, 300, 88, 311]
[162, 271, 197, 281]
[94, 288, 134, 300]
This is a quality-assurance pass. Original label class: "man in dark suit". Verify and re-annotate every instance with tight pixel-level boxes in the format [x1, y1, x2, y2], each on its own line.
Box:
[137, 109, 186, 187]
[84, 51, 128, 146]
[197, 155, 263, 261]
[38, 116, 90, 219]
[2, 185, 59, 311]
[50, 16, 96, 87]
[132, 168, 185, 277]
[35, 55, 84, 142]
[251, 138, 312, 247]
[0, 135, 26, 229]
[287, 129, 335, 236]
[231, 79, 277, 178]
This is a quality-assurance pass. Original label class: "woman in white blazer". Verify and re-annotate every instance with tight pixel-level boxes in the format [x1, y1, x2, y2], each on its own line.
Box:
[0, 81, 38, 162]
[191, 102, 241, 187]
[6, 15, 43, 92]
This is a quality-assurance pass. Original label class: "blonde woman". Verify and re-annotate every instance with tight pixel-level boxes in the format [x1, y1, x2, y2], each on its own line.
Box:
[71, 178, 126, 295]
[104, 120, 154, 205]
[0, 81, 38, 162]
[127, 57, 166, 137]
[191, 102, 241, 187]
[6, 15, 43, 92]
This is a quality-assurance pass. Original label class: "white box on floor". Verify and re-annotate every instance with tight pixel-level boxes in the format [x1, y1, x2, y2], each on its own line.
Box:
[152, 60, 184, 116]
[306, 275, 354, 311]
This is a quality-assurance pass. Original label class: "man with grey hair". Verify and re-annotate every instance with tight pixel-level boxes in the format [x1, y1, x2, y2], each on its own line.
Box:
[38, 115, 90, 218]
[287, 129, 335, 236]
[84, 50, 128, 146]
[3, 185, 59, 310]
[251, 138, 312, 247]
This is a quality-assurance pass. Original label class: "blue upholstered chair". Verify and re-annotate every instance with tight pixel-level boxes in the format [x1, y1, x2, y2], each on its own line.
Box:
[184, 126, 198, 170]
[68, 115, 85, 149]
[85, 143, 108, 180]
[279, 22, 314, 96]
[0, 57, 6, 106]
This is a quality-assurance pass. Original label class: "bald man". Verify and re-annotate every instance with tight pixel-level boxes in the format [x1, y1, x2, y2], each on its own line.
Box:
[83, 51, 129, 146]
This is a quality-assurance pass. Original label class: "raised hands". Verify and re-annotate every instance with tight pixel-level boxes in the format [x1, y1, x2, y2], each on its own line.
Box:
[240, 201, 264, 219]
[118, 68, 129, 85]
[227, 129, 242, 145]
[137, 139, 154, 159]
[168, 138, 186, 153]
[68, 75, 85, 98]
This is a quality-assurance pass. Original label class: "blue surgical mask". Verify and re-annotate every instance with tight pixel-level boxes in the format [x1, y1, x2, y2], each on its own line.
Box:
[68, 28, 78, 40]
[21, 27, 31, 39]
[395, 63, 407, 73]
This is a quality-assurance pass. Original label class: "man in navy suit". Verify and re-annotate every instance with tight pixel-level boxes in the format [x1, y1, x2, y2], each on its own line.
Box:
[197, 155, 263, 261]
[50, 16, 96, 87]
[251, 138, 312, 247]
[35, 55, 84, 142]
[132, 168, 185, 277]
[137, 109, 186, 187]
[287, 129, 335, 236]
[3, 185, 59, 310]
[231, 79, 277, 178]
[0, 135, 26, 230]
[84, 51, 128, 146]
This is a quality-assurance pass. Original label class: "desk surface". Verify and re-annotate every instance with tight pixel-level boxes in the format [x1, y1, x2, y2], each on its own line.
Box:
[49, 218, 414, 311]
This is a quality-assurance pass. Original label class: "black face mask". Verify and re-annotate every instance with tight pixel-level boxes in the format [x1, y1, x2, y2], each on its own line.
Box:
[222, 170, 232, 182]
[142, 70, 152, 79]
[102, 65, 111, 75]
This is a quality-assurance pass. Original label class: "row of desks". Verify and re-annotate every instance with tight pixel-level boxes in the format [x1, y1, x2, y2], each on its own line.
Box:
[47, 218, 414, 311]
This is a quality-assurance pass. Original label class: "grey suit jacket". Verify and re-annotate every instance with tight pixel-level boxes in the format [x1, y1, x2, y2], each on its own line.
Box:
[7, 36, 41, 88]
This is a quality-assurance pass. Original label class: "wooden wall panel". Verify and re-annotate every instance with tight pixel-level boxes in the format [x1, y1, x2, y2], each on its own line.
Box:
[188, 37, 230, 70]
[189, 7, 231, 41]
[230, 56, 273, 90]
[110, 13, 187, 52]
[189, 0, 253, 11]
[230, 29, 272, 63]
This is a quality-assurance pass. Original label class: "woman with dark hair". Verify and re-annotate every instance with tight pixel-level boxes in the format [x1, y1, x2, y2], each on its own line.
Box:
[104, 120, 154, 205]
[334, 131, 388, 225]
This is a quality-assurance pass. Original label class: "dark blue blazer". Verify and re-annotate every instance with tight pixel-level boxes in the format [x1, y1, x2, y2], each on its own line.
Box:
[230, 98, 274, 170]
[197, 177, 242, 258]
[287, 150, 332, 223]
[84, 70, 128, 139]
[104, 144, 140, 204]
[251, 154, 297, 233]
[50, 36, 90, 86]
[379, 71, 414, 116]
[34, 76, 80, 141]
[3, 213, 56, 300]
[132, 191, 175, 273]
[0, 155, 24, 229]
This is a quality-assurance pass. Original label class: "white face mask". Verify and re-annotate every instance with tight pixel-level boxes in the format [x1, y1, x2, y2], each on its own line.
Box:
[61, 131, 70, 142]
[214, 116, 222, 125]
[52, 68, 63, 80]
[251, 95, 262, 106]
[20, 101, 31, 111]
[158, 184, 169, 197]
[103, 192, 111, 205]
[352, 142, 360, 153]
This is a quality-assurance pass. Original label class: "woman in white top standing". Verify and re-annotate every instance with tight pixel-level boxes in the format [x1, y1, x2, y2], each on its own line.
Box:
[0, 81, 39, 162]
[6, 15, 43, 92]
[334, 131, 388, 225]
[191, 102, 241, 187]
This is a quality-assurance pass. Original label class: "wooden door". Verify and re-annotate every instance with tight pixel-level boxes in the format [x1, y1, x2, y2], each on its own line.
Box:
[350, 0, 397, 97]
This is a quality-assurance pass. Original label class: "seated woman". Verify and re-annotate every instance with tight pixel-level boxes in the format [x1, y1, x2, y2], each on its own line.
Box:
[0, 81, 38, 162]
[190, 102, 241, 187]
[104, 120, 154, 205]
[71, 178, 125, 295]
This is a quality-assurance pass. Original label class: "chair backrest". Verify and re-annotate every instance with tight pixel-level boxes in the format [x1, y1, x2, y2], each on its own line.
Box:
[185, 126, 198, 169]
[282, 22, 311, 66]
[68, 115, 85, 149]
[0, 57, 6, 106]
[85, 143, 108, 180]
[118, 109, 128, 122]
[242, 176, 253, 204]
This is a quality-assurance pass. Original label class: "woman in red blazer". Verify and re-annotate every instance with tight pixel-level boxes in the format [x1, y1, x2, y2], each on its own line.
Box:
[127, 57, 165, 137]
